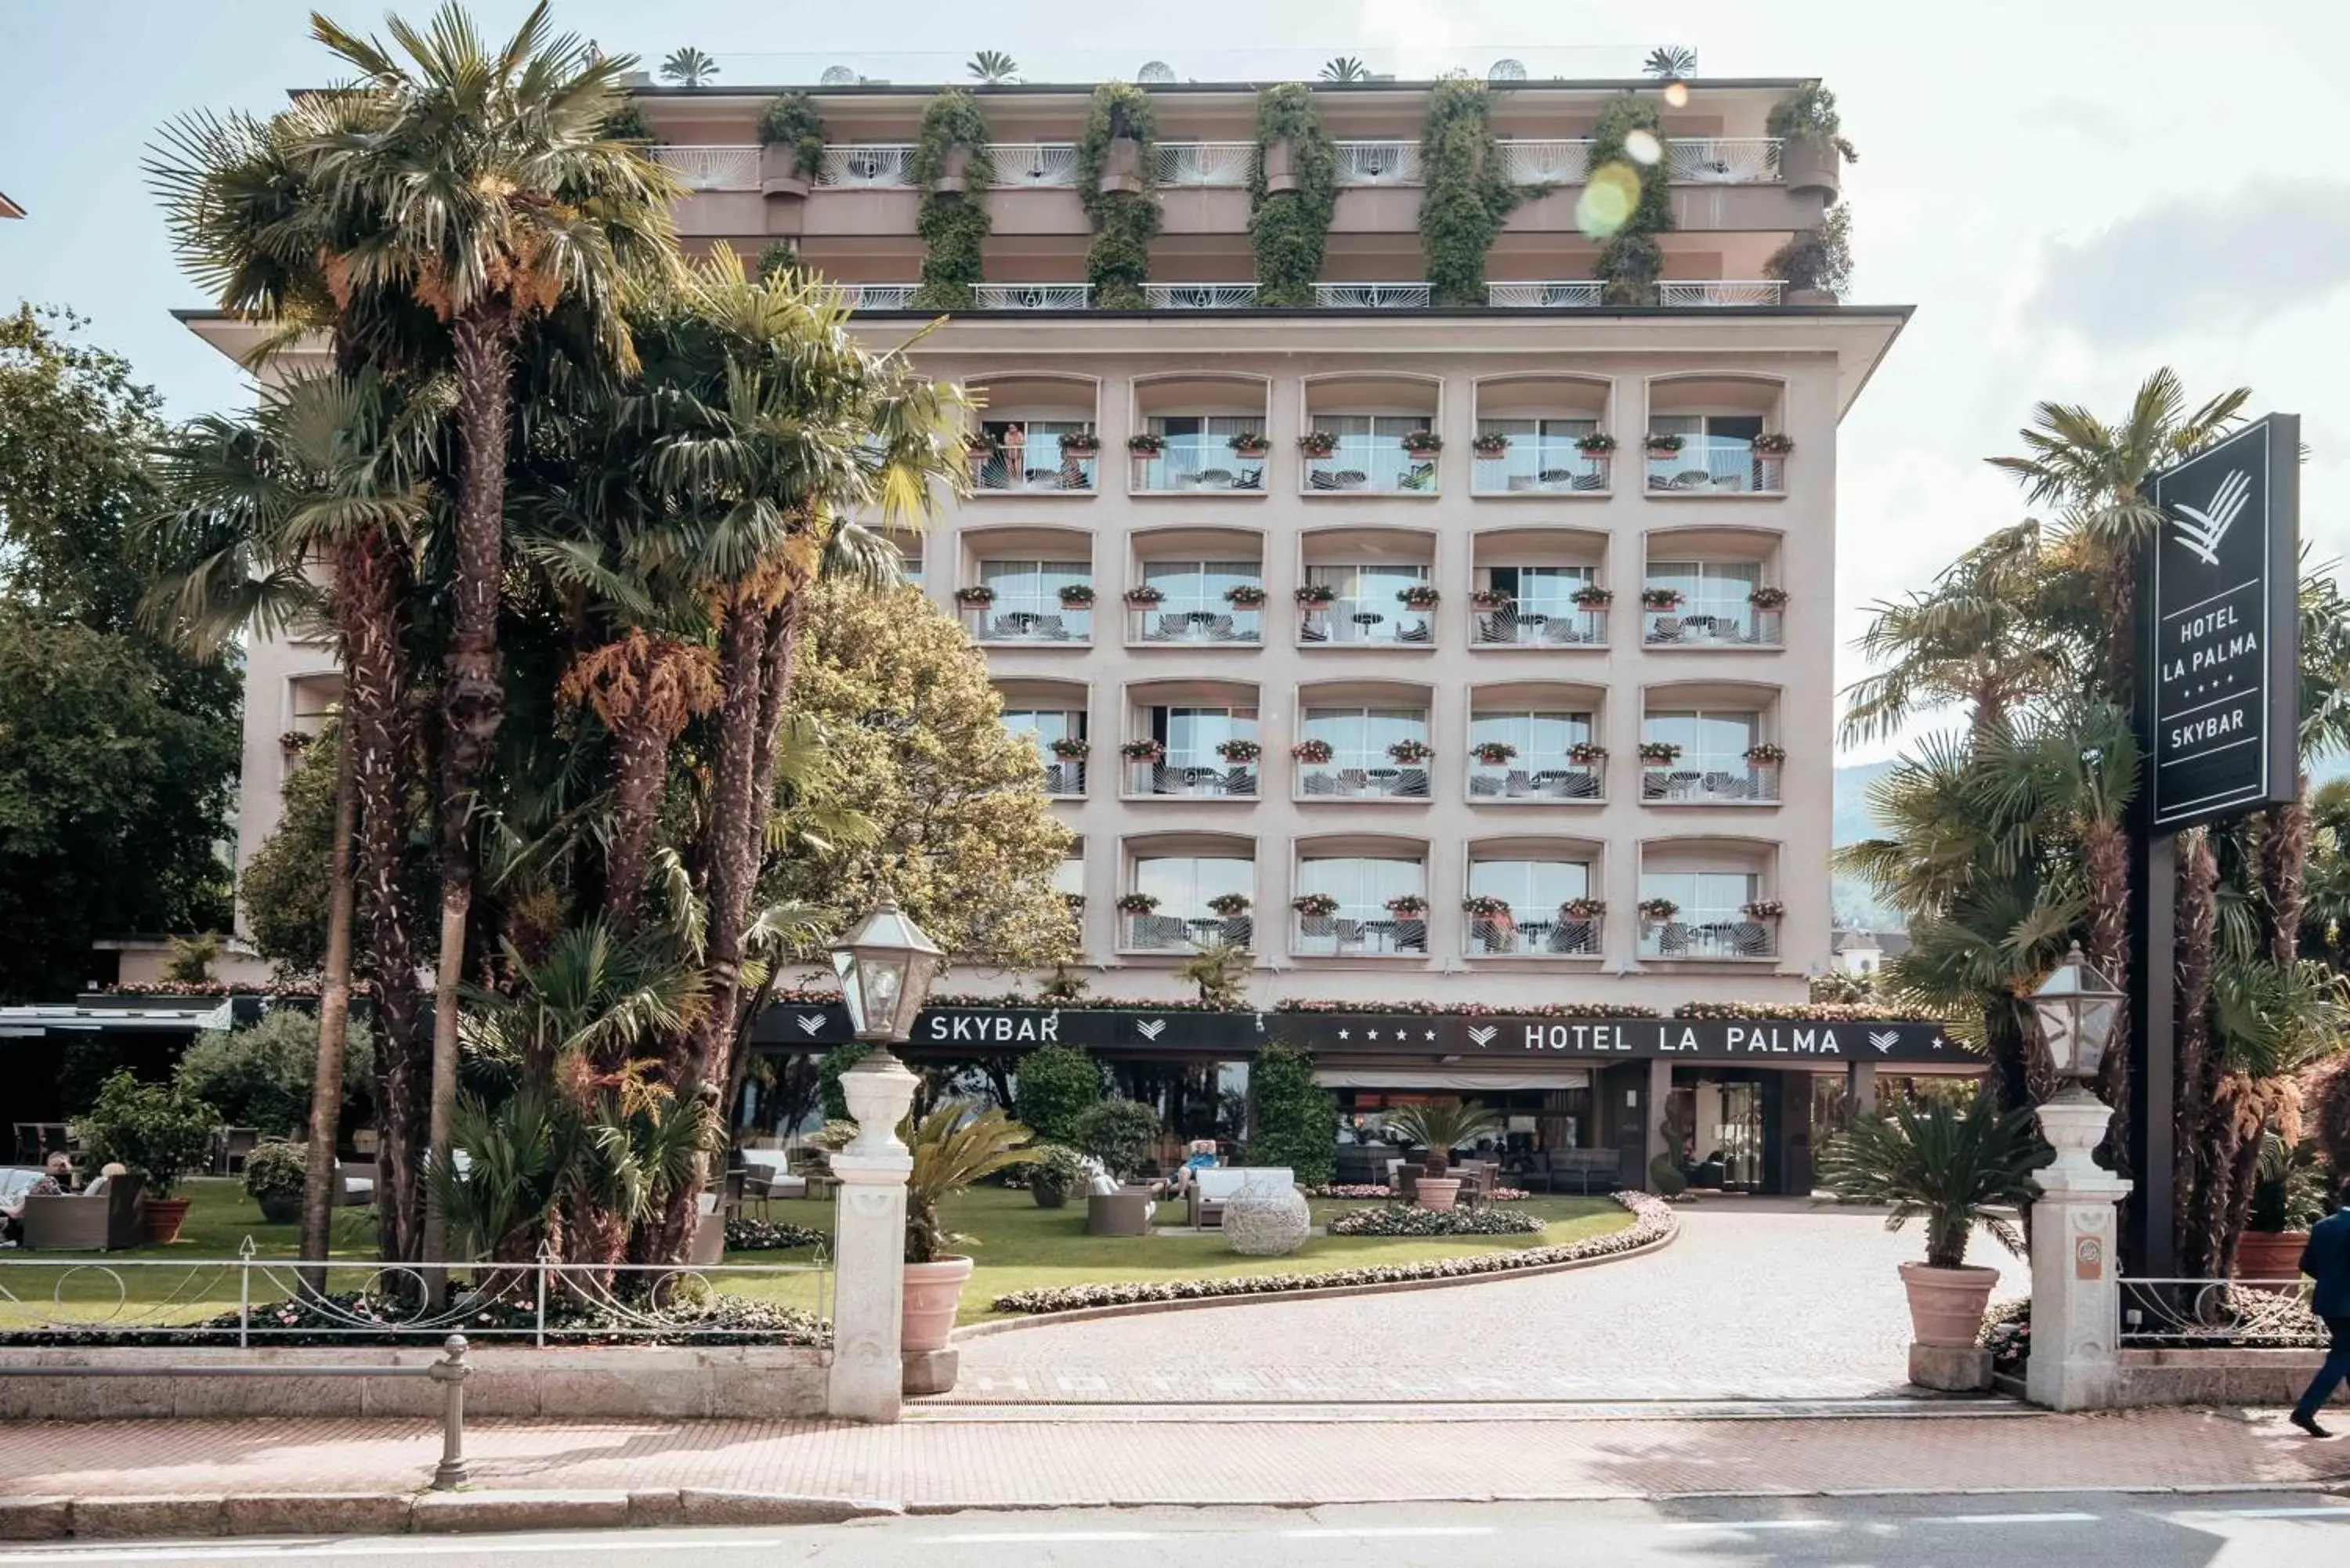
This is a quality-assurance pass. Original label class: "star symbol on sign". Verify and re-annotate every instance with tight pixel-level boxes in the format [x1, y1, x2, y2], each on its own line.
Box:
[1424, 1029, 1437, 1041]
[1932, 1036, 1947, 1050]
[1366, 1028, 1379, 1040]
[1336, 1028, 1350, 1039]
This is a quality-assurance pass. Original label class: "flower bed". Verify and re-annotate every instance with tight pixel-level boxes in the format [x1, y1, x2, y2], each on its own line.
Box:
[1327, 1204, 1542, 1237]
[724, 1218, 827, 1252]
[1303, 1182, 1528, 1201]
[987, 1191, 1674, 1315]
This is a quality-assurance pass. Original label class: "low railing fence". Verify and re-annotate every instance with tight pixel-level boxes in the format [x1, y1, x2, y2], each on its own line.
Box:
[2117, 1277, 2330, 1349]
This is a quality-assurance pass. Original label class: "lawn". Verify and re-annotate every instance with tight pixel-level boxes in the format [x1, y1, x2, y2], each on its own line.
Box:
[0, 1179, 1633, 1331]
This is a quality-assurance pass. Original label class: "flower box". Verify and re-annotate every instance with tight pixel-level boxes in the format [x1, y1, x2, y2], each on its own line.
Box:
[1297, 432, 1339, 458]
[278, 730, 314, 752]
[1292, 893, 1340, 918]
[1560, 898, 1606, 919]
[1058, 431, 1102, 456]
[1469, 588, 1514, 611]
[1216, 739, 1262, 764]
[1571, 585, 1615, 608]
[1383, 894, 1430, 918]
[1057, 583, 1097, 606]
[1400, 432, 1443, 456]
[1224, 583, 1268, 607]
[1462, 895, 1513, 919]
[1576, 432, 1619, 455]
[1126, 432, 1166, 455]
[1636, 742, 1683, 764]
[1386, 739, 1434, 764]
[963, 435, 997, 458]
[1744, 743, 1788, 765]
[1206, 893, 1253, 916]
[1123, 584, 1166, 605]
[1567, 742, 1609, 765]
[1396, 585, 1441, 610]
[1752, 432, 1795, 456]
[1294, 583, 1336, 605]
[954, 585, 997, 606]
[1742, 899, 1787, 920]
[1119, 739, 1166, 763]
[1061, 892, 1086, 910]
[1470, 742, 1518, 765]
[1640, 587, 1684, 611]
[1049, 737, 1091, 760]
[1228, 432, 1271, 457]
[1636, 898, 1680, 923]
[1643, 432, 1686, 456]
[1470, 434, 1511, 457]
[1292, 738, 1335, 764]
[1115, 893, 1160, 915]
[1748, 585, 1790, 609]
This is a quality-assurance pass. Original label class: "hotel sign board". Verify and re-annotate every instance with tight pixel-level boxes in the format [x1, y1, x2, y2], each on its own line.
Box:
[2140, 414, 2301, 831]
[750, 1003, 1962, 1067]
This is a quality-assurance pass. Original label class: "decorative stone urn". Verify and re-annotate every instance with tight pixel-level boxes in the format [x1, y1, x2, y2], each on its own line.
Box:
[1415, 1176, 1462, 1212]
[902, 1255, 974, 1353]
[760, 143, 811, 199]
[1779, 134, 1841, 201]
[1224, 1183, 1311, 1256]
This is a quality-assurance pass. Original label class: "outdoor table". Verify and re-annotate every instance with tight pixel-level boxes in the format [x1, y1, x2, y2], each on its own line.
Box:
[1350, 612, 1384, 627]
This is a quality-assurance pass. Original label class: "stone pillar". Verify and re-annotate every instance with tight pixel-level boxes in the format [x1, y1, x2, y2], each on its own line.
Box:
[1846, 1059, 1878, 1118]
[825, 1052, 919, 1423]
[2026, 1089, 2134, 1412]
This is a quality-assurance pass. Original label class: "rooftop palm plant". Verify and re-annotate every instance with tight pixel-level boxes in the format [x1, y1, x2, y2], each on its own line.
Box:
[967, 50, 1018, 84]
[1817, 1093, 2043, 1270]
[660, 45, 718, 86]
[1643, 45, 1697, 80]
[1382, 1100, 1504, 1174]
[1320, 56, 1369, 83]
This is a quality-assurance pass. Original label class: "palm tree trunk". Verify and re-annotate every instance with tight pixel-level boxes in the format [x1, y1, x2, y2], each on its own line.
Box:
[298, 722, 360, 1283]
[2085, 820, 2131, 1168]
[425, 303, 520, 1275]
[2172, 833, 2218, 1274]
[601, 713, 665, 937]
[2264, 788, 2308, 966]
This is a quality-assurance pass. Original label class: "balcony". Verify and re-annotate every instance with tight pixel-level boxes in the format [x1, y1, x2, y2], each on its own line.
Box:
[1124, 910, 1254, 952]
[1126, 760, 1258, 800]
[1497, 140, 1592, 183]
[1472, 439, 1610, 495]
[1667, 139, 1783, 184]
[1487, 281, 1603, 308]
[1640, 763, 1780, 804]
[1314, 283, 1432, 309]
[1645, 440, 1785, 496]
[649, 144, 760, 190]
[1128, 603, 1262, 644]
[1639, 919, 1778, 961]
[1467, 761, 1603, 802]
[1642, 605, 1784, 648]
[1293, 911, 1426, 957]
[1332, 140, 1422, 185]
[1143, 282, 1259, 309]
[973, 450, 1098, 493]
[819, 144, 918, 186]
[1298, 598, 1434, 647]
[1473, 605, 1607, 647]
[1301, 438, 1440, 496]
[1658, 280, 1785, 307]
[961, 600, 1092, 645]
[1466, 913, 1601, 957]
[993, 143, 1080, 186]
[1154, 142, 1253, 187]
[1295, 761, 1432, 800]
[1043, 760, 1086, 797]
[1130, 446, 1269, 493]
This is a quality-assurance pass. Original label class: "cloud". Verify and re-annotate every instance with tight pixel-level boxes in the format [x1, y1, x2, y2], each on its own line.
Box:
[2027, 182, 2350, 349]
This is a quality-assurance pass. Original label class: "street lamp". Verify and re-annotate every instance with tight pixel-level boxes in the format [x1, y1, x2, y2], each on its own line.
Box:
[827, 889, 943, 1157]
[2031, 941, 2124, 1092]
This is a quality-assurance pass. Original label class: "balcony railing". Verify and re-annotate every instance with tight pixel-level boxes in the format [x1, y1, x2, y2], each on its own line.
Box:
[1497, 140, 1592, 183]
[1294, 912, 1427, 957]
[1302, 439, 1439, 495]
[960, 603, 1092, 643]
[649, 145, 761, 190]
[993, 143, 1081, 186]
[1131, 444, 1269, 492]
[1128, 605, 1263, 644]
[1467, 762, 1603, 801]
[1332, 140, 1422, 184]
[1639, 919, 1778, 960]
[834, 283, 920, 309]
[1640, 764, 1780, 804]
[973, 284, 1093, 310]
[1473, 606, 1606, 647]
[1646, 441, 1785, 495]
[1643, 607, 1783, 647]
[1658, 280, 1785, 307]
[1295, 761, 1433, 800]
[1665, 139, 1782, 184]
[1142, 282, 1260, 309]
[819, 144, 917, 186]
[1487, 280, 1603, 308]
[1043, 761, 1086, 797]
[1126, 761, 1258, 799]
[974, 452, 1097, 493]
[1126, 912, 1253, 952]
[1298, 598, 1434, 645]
[1154, 142, 1253, 186]
[1466, 915, 1600, 957]
[1473, 443, 1609, 493]
[1314, 282, 1432, 309]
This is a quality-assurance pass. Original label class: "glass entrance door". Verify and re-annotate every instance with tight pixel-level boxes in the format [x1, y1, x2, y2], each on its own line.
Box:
[1718, 1082, 1764, 1190]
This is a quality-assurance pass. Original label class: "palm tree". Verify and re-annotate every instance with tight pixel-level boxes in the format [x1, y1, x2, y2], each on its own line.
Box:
[1319, 56, 1369, 83]
[298, 1, 683, 1270]
[967, 50, 1018, 84]
[905, 1104, 1036, 1263]
[555, 631, 720, 934]
[1817, 1097, 2043, 1269]
[1177, 941, 1249, 1009]
[1381, 1100, 1505, 1173]
[660, 45, 718, 86]
[1643, 45, 1697, 80]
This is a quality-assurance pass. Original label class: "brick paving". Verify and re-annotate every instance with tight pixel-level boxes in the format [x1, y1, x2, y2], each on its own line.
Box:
[942, 1202, 2031, 1404]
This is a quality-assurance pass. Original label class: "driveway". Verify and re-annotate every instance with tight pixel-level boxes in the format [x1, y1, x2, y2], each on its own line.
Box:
[934, 1201, 2029, 1404]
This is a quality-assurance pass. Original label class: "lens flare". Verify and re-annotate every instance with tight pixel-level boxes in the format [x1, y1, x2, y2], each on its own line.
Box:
[1625, 128, 1662, 166]
[1662, 80, 1690, 108]
[1577, 163, 1640, 237]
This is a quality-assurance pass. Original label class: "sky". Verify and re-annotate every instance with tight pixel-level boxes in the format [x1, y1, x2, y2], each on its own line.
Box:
[4, 0, 2348, 762]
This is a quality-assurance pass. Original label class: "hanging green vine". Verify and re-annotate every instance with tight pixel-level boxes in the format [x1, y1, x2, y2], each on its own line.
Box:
[1246, 84, 1337, 308]
[1766, 204, 1853, 300]
[1076, 82, 1161, 309]
[1417, 77, 1525, 308]
[1586, 94, 1676, 305]
[911, 89, 997, 310]
[757, 92, 827, 174]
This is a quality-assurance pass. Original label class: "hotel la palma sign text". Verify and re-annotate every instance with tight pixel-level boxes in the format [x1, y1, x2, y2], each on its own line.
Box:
[2141, 414, 2301, 832]
[749, 1004, 1960, 1065]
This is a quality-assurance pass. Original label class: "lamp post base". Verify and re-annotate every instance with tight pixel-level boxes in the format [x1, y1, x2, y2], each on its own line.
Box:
[2026, 1092, 2134, 1413]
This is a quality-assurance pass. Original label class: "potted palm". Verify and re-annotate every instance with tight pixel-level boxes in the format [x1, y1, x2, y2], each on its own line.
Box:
[903, 1104, 1037, 1353]
[2239, 1133, 2326, 1286]
[1817, 1095, 2044, 1368]
[1381, 1100, 1504, 1212]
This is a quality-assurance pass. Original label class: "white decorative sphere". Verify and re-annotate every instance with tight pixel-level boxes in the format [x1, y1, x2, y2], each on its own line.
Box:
[1224, 1182, 1311, 1256]
[1138, 61, 1177, 83]
[819, 65, 859, 87]
[1488, 59, 1528, 81]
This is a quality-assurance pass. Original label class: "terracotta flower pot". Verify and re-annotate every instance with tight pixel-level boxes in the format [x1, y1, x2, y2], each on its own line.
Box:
[902, 1255, 974, 1353]
[141, 1197, 193, 1245]
[1416, 1177, 1462, 1212]
[2235, 1230, 2308, 1294]
[1898, 1261, 1998, 1349]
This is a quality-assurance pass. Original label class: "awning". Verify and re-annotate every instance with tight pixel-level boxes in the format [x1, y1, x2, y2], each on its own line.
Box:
[1315, 1067, 1593, 1091]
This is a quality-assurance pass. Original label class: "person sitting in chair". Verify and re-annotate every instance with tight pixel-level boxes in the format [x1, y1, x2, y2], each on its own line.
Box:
[1156, 1140, 1220, 1201]
[2, 1153, 75, 1245]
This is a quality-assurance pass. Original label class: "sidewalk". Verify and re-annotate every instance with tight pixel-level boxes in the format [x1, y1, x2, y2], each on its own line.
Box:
[3, 1404, 2346, 1539]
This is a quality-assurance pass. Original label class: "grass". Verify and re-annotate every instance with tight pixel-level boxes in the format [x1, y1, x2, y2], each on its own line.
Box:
[0, 1179, 1634, 1331]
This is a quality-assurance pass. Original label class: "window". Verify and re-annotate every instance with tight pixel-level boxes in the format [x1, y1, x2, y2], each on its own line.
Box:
[1303, 562, 1434, 643]
[1000, 708, 1083, 765]
[1640, 869, 1759, 927]
[1649, 413, 1763, 444]
[1477, 416, 1598, 443]
[1647, 560, 1760, 625]
[1297, 855, 1426, 922]
[1307, 414, 1438, 493]
[979, 558, 1091, 618]
[1467, 858, 1591, 909]
[1133, 855, 1254, 921]
[1484, 565, 1596, 616]
[1148, 416, 1265, 470]
[1152, 706, 1258, 768]
[1648, 413, 1771, 491]
[1053, 855, 1086, 897]
[1302, 706, 1428, 770]
[1643, 710, 1760, 773]
[1323, 414, 1431, 443]
[1470, 709, 1594, 756]
[1141, 558, 1262, 612]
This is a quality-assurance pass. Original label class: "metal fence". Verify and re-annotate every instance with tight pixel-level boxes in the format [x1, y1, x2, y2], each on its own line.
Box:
[2118, 1277, 2330, 1348]
[0, 1241, 830, 1347]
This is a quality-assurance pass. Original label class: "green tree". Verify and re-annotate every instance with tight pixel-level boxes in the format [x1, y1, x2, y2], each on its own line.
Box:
[240, 726, 343, 974]
[1073, 1097, 1159, 1180]
[1013, 1043, 1103, 1145]
[1245, 1038, 1336, 1183]
[1418, 78, 1523, 307]
[175, 1007, 377, 1138]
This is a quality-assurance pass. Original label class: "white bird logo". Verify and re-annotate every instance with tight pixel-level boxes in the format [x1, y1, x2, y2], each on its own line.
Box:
[795, 1013, 826, 1036]
[1868, 1030, 1899, 1054]
[1135, 1018, 1166, 1040]
[1466, 1025, 1498, 1048]
[2171, 469, 2251, 568]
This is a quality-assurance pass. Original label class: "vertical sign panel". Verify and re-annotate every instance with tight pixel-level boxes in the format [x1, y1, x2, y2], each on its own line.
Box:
[2141, 414, 2300, 831]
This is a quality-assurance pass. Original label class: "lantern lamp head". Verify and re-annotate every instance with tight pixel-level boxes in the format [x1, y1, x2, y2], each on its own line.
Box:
[2031, 941, 2124, 1084]
[830, 887, 945, 1044]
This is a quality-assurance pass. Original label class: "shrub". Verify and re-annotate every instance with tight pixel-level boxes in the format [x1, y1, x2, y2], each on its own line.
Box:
[1327, 1203, 1542, 1237]
[1817, 1095, 2045, 1268]
[1074, 1098, 1161, 1180]
[1418, 77, 1524, 306]
[175, 1008, 375, 1138]
[72, 1071, 217, 1198]
[724, 1217, 827, 1252]
[1245, 1038, 1337, 1184]
[1014, 1043, 1104, 1145]
[242, 1139, 308, 1206]
[1029, 1142, 1089, 1205]
[1248, 83, 1336, 306]
[1649, 1153, 1689, 1198]
[757, 91, 827, 172]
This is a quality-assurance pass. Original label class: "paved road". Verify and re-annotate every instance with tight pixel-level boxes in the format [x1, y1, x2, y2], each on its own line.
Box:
[942, 1201, 2030, 1404]
[5, 1494, 2344, 1566]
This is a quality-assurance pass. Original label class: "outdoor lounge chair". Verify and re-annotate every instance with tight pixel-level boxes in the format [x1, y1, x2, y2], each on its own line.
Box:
[1186, 1167, 1294, 1229]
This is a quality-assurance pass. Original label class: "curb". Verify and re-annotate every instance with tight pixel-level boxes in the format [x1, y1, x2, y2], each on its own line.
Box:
[953, 1209, 1679, 1341]
[5, 1477, 2344, 1541]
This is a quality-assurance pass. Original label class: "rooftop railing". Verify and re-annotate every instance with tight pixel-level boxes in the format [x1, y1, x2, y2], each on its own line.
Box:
[649, 145, 761, 190]
[1155, 141, 1254, 186]
[1314, 282, 1432, 309]
[1487, 280, 1603, 308]
[1658, 280, 1784, 307]
[1142, 282, 1259, 309]
[1332, 140, 1422, 185]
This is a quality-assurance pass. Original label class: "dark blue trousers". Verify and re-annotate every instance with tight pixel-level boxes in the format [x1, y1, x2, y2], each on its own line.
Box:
[2293, 1316, 2350, 1421]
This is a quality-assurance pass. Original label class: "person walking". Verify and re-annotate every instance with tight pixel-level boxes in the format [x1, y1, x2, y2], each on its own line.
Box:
[2289, 1177, 2350, 1437]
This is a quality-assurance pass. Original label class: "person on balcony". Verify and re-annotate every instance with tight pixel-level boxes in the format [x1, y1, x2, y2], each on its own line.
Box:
[2289, 1176, 2350, 1437]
